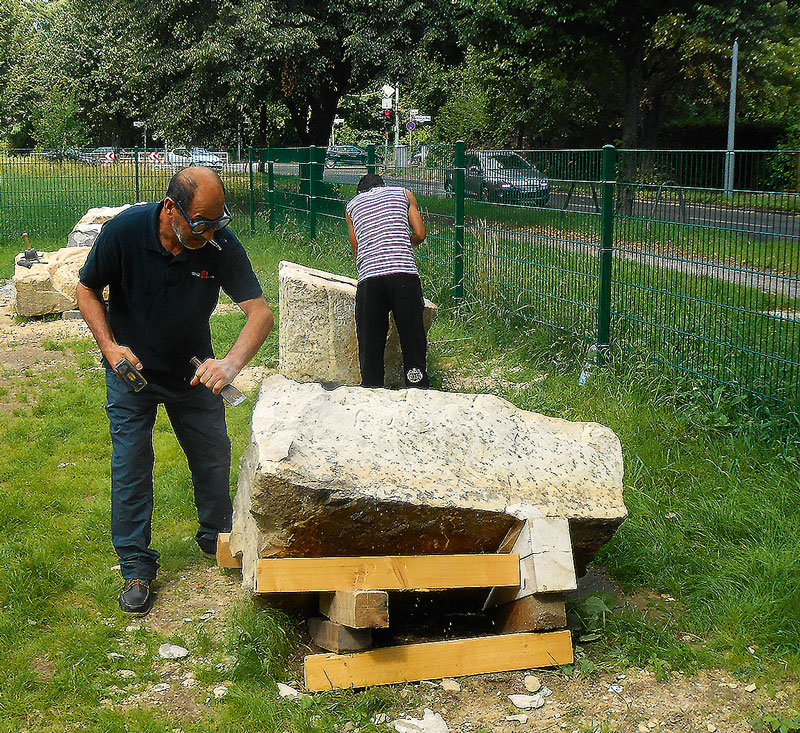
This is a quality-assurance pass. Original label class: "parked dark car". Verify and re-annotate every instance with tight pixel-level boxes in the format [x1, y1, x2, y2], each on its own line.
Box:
[444, 151, 549, 206]
[41, 148, 97, 165]
[325, 145, 368, 168]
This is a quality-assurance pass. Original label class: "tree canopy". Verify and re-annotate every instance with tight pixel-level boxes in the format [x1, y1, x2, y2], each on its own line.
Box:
[0, 0, 797, 149]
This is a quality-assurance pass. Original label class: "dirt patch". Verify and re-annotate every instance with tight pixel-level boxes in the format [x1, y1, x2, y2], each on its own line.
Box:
[404, 666, 794, 732]
[101, 563, 247, 721]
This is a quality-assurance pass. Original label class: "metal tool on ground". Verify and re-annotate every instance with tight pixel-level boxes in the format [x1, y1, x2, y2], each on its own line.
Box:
[114, 357, 148, 392]
[16, 232, 44, 269]
[190, 357, 246, 406]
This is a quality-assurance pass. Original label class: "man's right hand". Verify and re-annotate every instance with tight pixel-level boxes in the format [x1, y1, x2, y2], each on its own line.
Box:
[106, 345, 143, 372]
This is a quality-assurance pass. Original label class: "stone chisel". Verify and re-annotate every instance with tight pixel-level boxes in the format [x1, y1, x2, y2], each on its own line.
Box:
[190, 357, 246, 407]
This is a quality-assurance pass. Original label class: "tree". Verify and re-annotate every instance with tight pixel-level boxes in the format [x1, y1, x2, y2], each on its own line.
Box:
[459, 0, 799, 147]
[67, 0, 461, 146]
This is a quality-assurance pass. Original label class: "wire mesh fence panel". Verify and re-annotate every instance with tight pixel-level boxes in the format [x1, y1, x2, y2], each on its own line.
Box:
[612, 177, 800, 402]
[2, 143, 798, 406]
[0, 150, 138, 240]
[617, 148, 800, 194]
[456, 149, 604, 339]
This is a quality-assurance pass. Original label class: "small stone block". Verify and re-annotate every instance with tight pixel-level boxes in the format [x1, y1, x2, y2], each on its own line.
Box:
[308, 616, 373, 653]
[62, 309, 83, 320]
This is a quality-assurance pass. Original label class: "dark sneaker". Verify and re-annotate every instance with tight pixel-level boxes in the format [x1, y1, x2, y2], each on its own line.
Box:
[118, 579, 154, 615]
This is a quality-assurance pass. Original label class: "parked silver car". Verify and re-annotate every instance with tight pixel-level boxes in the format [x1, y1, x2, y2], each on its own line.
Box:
[166, 147, 224, 171]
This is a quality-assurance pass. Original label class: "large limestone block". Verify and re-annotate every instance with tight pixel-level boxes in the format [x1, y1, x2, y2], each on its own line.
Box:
[12, 246, 91, 316]
[230, 376, 626, 590]
[278, 261, 437, 388]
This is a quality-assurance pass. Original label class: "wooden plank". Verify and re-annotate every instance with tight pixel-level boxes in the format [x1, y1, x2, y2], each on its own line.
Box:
[308, 617, 373, 653]
[490, 594, 567, 633]
[255, 554, 520, 593]
[319, 591, 389, 628]
[216, 533, 242, 569]
[304, 630, 573, 691]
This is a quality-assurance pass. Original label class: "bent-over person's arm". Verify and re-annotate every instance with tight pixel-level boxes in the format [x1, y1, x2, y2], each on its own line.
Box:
[406, 190, 426, 246]
[346, 212, 358, 260]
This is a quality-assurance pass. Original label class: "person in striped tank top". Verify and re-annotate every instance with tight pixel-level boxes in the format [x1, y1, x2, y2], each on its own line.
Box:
[346, 174, 429, 388]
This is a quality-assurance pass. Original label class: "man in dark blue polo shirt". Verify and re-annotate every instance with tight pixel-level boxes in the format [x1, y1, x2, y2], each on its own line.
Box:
[77, 166, 273, 615]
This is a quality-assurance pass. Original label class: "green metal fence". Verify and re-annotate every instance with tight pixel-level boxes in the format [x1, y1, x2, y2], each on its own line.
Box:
[1, 144, 797, 405]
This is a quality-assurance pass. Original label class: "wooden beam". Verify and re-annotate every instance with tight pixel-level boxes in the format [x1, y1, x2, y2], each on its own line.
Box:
[309, 617, 373, 653]
[319, 591, 389, 628]
[216, 533, 242, 569]
[490, 594, 567, 633]
[255, 554, 519, 593]
[304, 630, 573, 691]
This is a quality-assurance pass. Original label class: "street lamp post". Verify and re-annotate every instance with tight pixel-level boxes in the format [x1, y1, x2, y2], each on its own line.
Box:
[723, 39, 739, 194]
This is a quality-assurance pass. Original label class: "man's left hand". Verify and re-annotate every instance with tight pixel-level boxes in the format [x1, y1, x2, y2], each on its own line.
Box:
[191, 358, 238, 394]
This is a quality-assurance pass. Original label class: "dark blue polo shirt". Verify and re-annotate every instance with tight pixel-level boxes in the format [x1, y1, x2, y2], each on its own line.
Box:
[79, 201, 262, 388]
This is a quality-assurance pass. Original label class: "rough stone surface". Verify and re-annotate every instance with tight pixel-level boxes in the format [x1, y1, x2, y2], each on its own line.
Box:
[12, 246, 92, 316]
[229, 375, 625, 590]
[278, 261, 437, 388]
[67, 223, 103, 248]
[68, 204, 137, 247]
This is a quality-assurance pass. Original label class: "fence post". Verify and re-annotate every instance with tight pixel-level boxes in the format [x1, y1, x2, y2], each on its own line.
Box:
[596, 144, 616, 365]
[453, 140, 465, 303]
[248, 147, 255, 234]
[134, 147, 140, 201]
[309, 145, 323, 239]
[367, 144, 376, 175]
[267, 148, 275, 232]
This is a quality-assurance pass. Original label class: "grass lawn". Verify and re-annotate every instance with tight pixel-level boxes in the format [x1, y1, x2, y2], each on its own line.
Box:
[0, 225, 799, 730]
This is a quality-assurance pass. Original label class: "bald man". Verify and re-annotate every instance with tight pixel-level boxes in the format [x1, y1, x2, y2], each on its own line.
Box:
[77, 166, 273, 615]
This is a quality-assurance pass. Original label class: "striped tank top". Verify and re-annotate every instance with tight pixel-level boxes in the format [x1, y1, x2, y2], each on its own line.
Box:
[346, 186, 418, 282]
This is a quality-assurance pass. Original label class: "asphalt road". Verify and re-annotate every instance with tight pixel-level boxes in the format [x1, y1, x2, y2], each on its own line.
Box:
[315, 166, 799, 240]
[249, 164, 799, 299]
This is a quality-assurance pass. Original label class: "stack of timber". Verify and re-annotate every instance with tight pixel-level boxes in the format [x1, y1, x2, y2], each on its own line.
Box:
[218, 373, 626, 690]
[217, 512, 580, 690]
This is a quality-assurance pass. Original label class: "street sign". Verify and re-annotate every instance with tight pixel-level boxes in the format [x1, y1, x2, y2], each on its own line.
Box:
[410, 109, 419, 118]
[414, 115, 432, 123]
[406, 121, 416, 131]
[333, 117, 345, 125]
[382, 84, 395, 98]
[133, 120, 145, 128]
[381, 97, 392, 109]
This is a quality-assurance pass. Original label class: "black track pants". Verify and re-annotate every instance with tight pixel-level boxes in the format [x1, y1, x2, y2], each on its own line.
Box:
[355, 273, 429, 388]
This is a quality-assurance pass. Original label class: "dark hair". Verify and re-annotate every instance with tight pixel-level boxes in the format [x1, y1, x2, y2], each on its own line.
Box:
[356, 173, 385, 194]
[165, 167, 226, 209]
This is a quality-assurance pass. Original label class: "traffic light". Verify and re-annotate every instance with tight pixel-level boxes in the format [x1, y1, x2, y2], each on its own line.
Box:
[382, 109, 392, 129]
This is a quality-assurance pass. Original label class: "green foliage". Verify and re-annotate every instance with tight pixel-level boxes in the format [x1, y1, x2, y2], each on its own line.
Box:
[751, 713, 800, 732]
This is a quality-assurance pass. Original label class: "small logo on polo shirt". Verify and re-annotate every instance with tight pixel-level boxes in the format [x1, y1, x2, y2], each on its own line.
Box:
[191, 270, 215, 279]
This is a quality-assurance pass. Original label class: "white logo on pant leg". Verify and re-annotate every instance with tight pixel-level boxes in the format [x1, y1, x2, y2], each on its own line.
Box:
[407, 367, 424, 384]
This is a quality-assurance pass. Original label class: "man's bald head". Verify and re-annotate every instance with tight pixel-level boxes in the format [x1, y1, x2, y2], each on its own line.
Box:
[166, 166, 226, 211]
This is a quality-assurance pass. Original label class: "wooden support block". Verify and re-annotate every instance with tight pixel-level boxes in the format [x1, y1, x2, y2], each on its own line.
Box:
[490, 593, 567, 633]
[304, 629, 573, 691]
[309, 617, 373, 653]
[255, 554, 520, 593]
[216, 533, 242, 569]
[319, 591, 389, 628]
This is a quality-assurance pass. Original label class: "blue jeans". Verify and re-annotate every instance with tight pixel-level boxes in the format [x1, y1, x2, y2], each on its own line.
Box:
[105, 369, 232, 580]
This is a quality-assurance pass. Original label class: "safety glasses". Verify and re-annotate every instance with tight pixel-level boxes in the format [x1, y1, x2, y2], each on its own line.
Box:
[170, 198, 233, 234]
